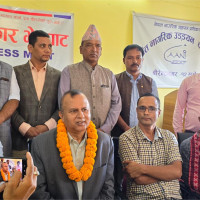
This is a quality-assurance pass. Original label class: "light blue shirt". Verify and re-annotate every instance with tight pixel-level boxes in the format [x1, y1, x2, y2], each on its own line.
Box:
[126, 72, 158, 127]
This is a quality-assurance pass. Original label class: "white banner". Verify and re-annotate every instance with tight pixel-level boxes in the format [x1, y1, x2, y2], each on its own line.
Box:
[0, 5, 73, 71]
[133, 12, 200, 88]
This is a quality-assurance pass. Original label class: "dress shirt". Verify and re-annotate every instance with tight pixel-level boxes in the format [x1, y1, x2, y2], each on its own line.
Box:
[67, 132, 87, 200]
[126, 72, 158, 127]
[173, 73, 200, 133]
[8, 70, 20, 101]
[119, 126, 182, 199]
[19, 61, 57, 135]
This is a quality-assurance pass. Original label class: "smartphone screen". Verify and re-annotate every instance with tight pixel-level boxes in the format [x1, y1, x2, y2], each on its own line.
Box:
[0, 157, 27, 181]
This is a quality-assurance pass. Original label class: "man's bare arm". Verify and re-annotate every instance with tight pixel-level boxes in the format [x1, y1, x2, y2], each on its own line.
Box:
[134, 175, 158, 185]
[123, 160, 182, 182]
[0, 99, 19, 125]
[117, 115, 131, 132]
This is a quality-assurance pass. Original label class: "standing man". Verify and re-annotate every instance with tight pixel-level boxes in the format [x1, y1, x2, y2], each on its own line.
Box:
[112, 44, 158, 137]
[58, 24, 121, 134]
[119, 93, 182, 199]
[173, 73, 200, 135]
[0, 61, 20, 156]
[31, 90, 114, 199]
[111, 44, 158, 197]
[12, 30, 60, 157]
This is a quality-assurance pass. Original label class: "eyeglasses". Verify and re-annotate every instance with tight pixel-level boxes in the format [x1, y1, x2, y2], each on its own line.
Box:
[137, 106, 160, 113]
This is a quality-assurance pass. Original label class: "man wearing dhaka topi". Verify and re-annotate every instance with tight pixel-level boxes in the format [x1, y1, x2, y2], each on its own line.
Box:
[30, 90, 114, 199]
[58, 24, 121, 135]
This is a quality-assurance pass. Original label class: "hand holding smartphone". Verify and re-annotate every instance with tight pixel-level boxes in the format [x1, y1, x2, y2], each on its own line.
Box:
[3, 152, 37, 200]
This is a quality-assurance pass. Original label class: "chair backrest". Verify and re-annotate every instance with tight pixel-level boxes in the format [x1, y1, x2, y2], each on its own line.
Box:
[162, 90, 178, 133]
[177, 132, 195, 147]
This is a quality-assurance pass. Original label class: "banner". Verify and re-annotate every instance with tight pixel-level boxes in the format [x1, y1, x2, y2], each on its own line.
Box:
[133, 12, 200, 88]
[0, 5, 73, 71]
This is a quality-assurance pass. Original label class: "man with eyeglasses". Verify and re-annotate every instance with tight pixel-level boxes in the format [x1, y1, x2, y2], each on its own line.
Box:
[119, 93, 182, 200]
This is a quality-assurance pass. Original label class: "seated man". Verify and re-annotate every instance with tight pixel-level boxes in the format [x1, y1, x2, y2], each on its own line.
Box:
[31, 90, 114, 199]
[119, 93, 182, 199]
[180, 132, 200, 199]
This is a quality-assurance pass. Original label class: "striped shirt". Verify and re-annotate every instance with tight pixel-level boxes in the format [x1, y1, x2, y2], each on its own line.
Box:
[119, 126, 182, 199]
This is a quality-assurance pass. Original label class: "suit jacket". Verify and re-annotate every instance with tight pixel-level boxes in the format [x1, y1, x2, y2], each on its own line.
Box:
[30, 129, 115, 199]
[11, 62, 60, 151]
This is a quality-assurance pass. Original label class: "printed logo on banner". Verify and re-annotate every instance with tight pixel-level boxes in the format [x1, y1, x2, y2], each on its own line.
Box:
[133, 12, 200, 88]
[164, 44, 187, 65]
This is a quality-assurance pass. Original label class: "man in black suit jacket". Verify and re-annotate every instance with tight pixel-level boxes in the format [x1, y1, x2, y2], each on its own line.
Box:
[12, 30, 60, 157]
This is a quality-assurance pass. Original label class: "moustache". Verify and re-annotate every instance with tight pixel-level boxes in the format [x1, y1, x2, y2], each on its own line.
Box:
[131, 63, 139, 67]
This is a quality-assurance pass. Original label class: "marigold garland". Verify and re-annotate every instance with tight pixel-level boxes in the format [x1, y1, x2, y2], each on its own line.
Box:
[1, 169, 10, 181]
[56, 119, 98, 182]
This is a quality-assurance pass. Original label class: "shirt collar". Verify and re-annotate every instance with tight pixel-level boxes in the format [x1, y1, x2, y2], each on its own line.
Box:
[126, 71, 142, 81]
[82, 60, 98, 72]
[136, 126, 162, 141]
[29, 60, 47, 71]
[67, 131, 87, 145]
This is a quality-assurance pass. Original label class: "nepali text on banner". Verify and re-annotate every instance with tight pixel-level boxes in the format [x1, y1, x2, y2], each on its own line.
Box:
[0, 5, 74, 71]
[133, 12, 200, 88]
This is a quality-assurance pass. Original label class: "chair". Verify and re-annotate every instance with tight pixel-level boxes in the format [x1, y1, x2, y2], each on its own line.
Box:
[162, 90, 178, 133]
[177, 132, 195, 147]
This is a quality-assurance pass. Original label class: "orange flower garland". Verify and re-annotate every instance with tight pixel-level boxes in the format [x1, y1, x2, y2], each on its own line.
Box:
[1, 169, 10, 181]
[56, 119, 98, 182]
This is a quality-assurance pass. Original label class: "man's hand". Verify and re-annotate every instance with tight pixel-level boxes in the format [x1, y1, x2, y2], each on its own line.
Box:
[124, 125, 131, 132]
[0, 182, 6, 192]
[123, 160, 144, 179]
[25, 127, 40, 138]
[3, 152, 37, 200]
[35, 125, 49, 133]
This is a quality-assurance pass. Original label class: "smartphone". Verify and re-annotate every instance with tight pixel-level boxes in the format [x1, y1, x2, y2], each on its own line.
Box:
[0, 157, 27, 181]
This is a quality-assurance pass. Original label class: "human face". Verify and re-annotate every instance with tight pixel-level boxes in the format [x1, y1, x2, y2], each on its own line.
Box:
[2, 163, 9, 173]
[80, 40, 102, 67]
[28, 37, 52, 64]
[123, 48, 143, 77]
[59, 94, 91, 135]
[136, 96, 160, 128]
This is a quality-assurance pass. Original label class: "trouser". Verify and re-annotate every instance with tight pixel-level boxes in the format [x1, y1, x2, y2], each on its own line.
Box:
[113, 137, 127, 199]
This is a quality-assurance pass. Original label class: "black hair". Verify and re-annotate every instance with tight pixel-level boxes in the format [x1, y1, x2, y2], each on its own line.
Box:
[60, 89, 82, 112]
[29, 30, 50, 47]
[137, 93, 160, 109]
[123, 44, 144, 58]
